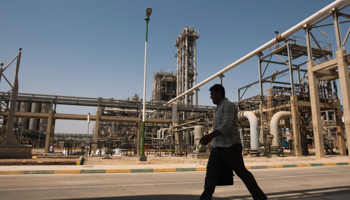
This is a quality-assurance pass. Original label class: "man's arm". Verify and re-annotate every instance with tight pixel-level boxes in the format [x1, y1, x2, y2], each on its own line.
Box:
[199, 130, 221, 145]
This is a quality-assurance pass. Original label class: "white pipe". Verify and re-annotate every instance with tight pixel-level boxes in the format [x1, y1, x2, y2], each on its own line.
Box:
[157, 129, 161, 139]
[167, 0, 350, 105]
[238, 111, 259, 151]
[104, 108, 154, 113]
[270, 111, 291, 148]
[162, 128, 169, 139]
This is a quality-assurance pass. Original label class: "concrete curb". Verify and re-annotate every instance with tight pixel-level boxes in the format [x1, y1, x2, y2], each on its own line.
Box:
[0, 162, 349, 175]
[0, 156, 84, 166]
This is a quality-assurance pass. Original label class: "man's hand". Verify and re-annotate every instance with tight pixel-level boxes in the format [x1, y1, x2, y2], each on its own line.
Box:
[200, 134, 213, 145]
[199, 130, 222, 145]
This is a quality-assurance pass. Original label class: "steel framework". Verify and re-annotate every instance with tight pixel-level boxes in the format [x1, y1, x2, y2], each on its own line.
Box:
[175, 26, 199, 105]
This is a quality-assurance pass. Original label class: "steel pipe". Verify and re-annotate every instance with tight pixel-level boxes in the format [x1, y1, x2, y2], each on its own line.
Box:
[238, 111, 259, 155]
[270, 111, 291, 150]
[167, 0, 350, 105]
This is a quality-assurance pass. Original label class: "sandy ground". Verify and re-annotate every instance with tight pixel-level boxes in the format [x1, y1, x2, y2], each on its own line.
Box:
[1, 149, 346, 166]
[84, 155, 208, 165]
[84, 150, 346, 165]
[83, 154, 324, 165]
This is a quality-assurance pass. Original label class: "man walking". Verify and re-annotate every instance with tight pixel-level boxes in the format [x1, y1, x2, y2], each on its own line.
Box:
[200, 84, 267, 200]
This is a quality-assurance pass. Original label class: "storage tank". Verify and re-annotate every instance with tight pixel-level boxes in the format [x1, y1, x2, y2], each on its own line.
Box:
[39, 103, 50, 133]
[194, 126, 204, 141]
[13, 102, 21, 123]
[29, 103, 41, 131]
[19, 102, 31, 130]
[194, 126, 204, 147]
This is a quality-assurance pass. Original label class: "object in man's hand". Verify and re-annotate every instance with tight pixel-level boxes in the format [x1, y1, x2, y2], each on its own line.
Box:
[198, 144, 206, 152]
[217, 165, 234, 186]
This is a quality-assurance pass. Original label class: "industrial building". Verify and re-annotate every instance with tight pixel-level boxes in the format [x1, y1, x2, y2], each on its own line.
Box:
[151, 70, 176, 102]
[1, 1, 350, 160]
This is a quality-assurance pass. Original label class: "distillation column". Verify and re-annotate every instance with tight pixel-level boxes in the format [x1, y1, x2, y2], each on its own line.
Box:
[175, 26, 199, 105]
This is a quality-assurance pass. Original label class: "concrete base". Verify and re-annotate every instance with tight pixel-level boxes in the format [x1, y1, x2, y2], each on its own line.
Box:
[270, 147, 280, 157]
[42, 152, 64, 156]
[0, 145, 32, 159]
[139, 156, 147, 162]
[137, 161, 149, 164]
[189, 152, 209, 159]
[250, 149, 260, 157]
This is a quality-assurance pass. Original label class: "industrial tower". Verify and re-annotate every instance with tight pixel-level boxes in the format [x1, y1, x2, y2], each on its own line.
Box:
[175, 26, 199, 105]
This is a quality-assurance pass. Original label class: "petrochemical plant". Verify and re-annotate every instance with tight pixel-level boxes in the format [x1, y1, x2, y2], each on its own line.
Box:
[1, 0, 350, 160]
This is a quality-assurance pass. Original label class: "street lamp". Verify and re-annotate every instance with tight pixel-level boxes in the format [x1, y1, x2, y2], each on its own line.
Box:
[140, 8, 152, 162]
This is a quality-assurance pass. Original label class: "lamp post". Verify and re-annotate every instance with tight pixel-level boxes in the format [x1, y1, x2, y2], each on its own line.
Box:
[140, 8, 152, 161]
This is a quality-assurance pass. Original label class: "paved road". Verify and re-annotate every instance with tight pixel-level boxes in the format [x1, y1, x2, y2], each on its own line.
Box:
[1, 166, 350, 200]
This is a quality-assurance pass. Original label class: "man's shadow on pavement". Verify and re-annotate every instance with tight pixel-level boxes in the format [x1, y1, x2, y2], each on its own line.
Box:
[61, 185, 350, 200]
[59, 194, 238, 200]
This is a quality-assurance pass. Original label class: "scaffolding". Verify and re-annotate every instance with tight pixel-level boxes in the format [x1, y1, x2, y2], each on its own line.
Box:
[175, 26, 199, 105]
[151, 70, 176, 102]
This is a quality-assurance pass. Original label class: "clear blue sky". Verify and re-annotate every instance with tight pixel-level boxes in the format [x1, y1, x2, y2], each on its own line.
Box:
[1, 0, 349, 133]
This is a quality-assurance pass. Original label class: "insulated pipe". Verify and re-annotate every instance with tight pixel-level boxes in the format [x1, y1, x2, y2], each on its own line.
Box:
[270, 111, 291, 150]
[167, 0, 350, 105]
[104, 108, 154, 113]
[162, 128, 169, 139]
[157, 129, 162, 139]
[238, 111, 259, 155]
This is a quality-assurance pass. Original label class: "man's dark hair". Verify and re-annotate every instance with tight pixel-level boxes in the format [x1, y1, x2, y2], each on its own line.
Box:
[209, 84, 225, 97]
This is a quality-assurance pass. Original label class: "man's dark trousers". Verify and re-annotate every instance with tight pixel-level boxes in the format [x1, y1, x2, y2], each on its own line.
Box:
[200, 144, 267, 200]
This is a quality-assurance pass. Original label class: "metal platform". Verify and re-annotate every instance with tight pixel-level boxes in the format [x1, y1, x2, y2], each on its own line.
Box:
[0, 92, 214, 112]
[273, 43, 332, 59]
